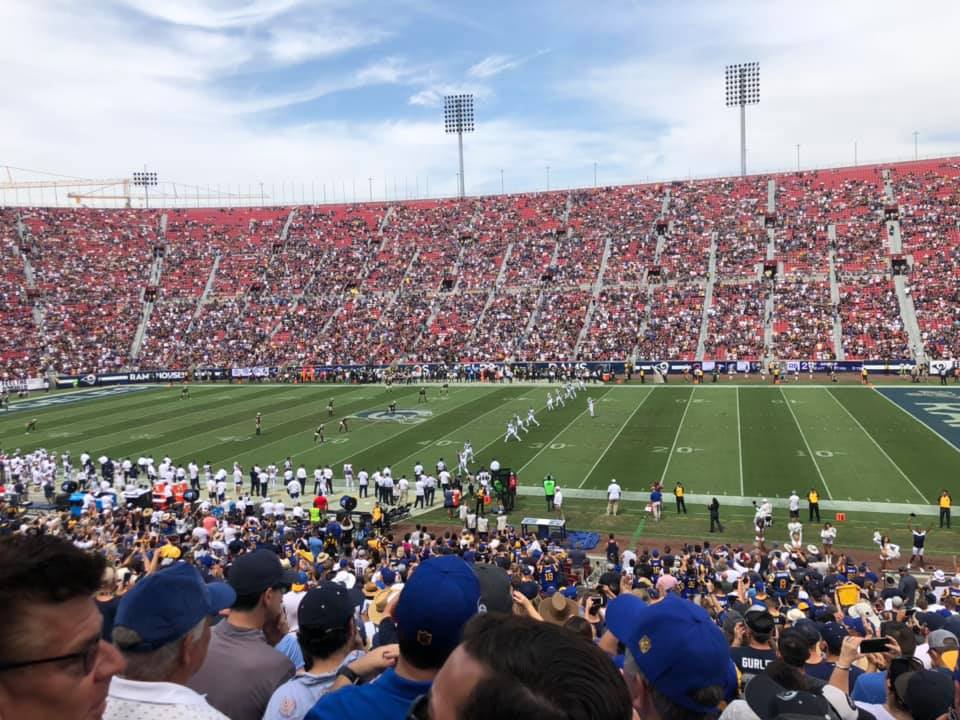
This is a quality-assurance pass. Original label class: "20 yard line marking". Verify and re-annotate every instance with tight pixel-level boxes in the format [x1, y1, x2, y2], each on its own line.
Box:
[780, 386, 833, 499]
[518, 388, 614, 475]
[659, 388, 695, 486]
[825, 389, 929, 503]
[579, 389, 653, 488]
[736, 386, 744, 496]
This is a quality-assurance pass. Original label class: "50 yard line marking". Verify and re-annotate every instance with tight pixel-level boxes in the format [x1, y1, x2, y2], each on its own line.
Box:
[578, 388, 653, 488]
[780, 386, 833, 499]
[659, 388, 695, 486]
[736, 386, 744, 495]
[825, 389, 929, 503]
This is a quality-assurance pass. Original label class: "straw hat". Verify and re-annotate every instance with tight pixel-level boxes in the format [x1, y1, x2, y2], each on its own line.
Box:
[368, 588, 401, 625]
[362, 581, 378, 599]
[538, 592, 578, 625]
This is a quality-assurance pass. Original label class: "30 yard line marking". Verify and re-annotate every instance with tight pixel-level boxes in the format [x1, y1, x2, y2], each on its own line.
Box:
[578, 388, 653, 488]
[518, 388, 614, 475]
[780, 387, 833, 499]
[735, 386, 744, 496]
[825, 389, 929, 503]
[659, 388, 695, 486]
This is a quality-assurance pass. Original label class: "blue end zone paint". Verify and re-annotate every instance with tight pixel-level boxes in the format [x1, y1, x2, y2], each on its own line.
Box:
[6, 385, 154, 413]
[876, 387, 960, 451]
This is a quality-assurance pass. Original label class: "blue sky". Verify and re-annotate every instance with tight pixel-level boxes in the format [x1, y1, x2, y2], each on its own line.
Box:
[2, 0, 960, 203]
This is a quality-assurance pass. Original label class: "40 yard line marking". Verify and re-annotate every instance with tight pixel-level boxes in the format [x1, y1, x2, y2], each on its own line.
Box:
[659, 388, 695, 486]
[825, 389, 929, 503]
[780, 386, 833, 499]
[578, 388, 653, 488]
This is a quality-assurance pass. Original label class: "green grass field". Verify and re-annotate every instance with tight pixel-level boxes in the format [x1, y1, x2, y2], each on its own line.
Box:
[4, 381, 960, 553]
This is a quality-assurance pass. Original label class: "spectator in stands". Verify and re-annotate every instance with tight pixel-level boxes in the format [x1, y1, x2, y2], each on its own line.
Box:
[188, 549, 298, 720]
[417, 612, 633, 720]
[306, 555, 481, 720]
[106, 563, 236, 719]
[0, 534, 126, 720]
[605, 593, 732, 720]
[265, 583, 398, 720]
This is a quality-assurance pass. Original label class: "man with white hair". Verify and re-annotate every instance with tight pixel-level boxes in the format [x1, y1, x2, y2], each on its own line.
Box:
[106, 563, 236, 720]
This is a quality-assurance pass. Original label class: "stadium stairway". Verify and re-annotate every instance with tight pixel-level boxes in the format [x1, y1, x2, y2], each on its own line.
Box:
[573, 237, 611, 357]
[827, 226, 846, 360]
[695, 232, 719, 361]
[190, 253, 221, 328]
[130, 213, 167, 361]
[883, 171, 925, 361]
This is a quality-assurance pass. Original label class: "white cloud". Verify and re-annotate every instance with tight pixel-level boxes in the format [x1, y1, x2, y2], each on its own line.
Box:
[266, 25, 389, 64]
[467, 54, 522, 79]
[117, 0, 306, 29]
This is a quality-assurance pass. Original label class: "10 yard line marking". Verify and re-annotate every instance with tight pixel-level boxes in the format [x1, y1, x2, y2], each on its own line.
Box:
[578, 389, 653, 488]
[826, 389, 929, 503]
[659, 388, 695, 486]
[736, 386, 744, 496]
[780, 386, 833, 499]
[518, 387, 614, 475]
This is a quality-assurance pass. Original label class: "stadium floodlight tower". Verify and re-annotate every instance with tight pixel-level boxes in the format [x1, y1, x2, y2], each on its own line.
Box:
[725, 62, 760, 177]
[132, 169, 158, 209]
[443, 94, 474, 199]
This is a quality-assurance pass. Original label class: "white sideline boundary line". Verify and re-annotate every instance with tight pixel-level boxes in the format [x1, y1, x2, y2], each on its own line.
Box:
[578, 388, 653, 488]
[825, 388, 929, 503]
[780, 386, 833, 499]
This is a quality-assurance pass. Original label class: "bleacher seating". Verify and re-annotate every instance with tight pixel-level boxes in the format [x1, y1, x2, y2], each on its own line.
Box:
[1, 157, 957, 376]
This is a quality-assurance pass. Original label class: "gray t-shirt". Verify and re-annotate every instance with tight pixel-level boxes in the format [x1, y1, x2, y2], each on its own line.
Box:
[187, 620, 295, 720]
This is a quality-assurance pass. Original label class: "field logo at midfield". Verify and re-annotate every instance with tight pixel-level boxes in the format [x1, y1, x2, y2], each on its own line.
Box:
[353, 408, 434, 424]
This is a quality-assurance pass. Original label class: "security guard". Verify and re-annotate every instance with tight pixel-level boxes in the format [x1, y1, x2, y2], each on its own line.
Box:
[674, 482, 687, 515]
[808, 488, 820, 522]
[939, 490, 952, 529]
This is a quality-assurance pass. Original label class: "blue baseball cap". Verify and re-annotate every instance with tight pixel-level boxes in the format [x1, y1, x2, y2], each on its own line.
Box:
[114, 563, 235, 651]
[380, 567, 397, 586]
[393, 556, 481, 663]
[842, 616, 866, 636]
[819, 621, 848, 654]
[607, 593, 732, 713]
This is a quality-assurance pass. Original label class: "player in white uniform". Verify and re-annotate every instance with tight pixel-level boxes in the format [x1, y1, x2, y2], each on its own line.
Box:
[514, 414, 528, 433]
[546, 394, 554, 411]
[555, 390, 565, 408]
[343, 463, 354, 489]
[527, 407, 540, 426]
[463, 442, 474, 463]
[588, 397, 596, 417]
[504, 421, 521, 442]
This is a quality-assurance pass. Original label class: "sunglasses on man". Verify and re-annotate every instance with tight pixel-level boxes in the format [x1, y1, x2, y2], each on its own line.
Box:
[0, 633, 102, 676]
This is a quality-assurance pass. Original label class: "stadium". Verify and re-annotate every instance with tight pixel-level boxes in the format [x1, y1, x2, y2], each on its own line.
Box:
[2, 3, 960, 720]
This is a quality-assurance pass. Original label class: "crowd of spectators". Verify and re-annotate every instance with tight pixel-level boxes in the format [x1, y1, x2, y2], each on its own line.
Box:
[704, 283, 766, 361]
[3, 458, 959, 720]
[4, 159, 960, 379]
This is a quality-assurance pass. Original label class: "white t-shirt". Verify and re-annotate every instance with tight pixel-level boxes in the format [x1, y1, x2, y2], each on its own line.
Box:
[789, 494, 800, 511]
[607, 483, 622, 500]
[554, 490, 563, 507]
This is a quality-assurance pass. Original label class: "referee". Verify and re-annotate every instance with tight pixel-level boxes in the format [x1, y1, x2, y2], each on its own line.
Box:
[674, 482, 687, 514]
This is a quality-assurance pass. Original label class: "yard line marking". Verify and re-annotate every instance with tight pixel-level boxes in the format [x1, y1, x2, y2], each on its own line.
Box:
[736, 386, 744, 496]
[659, 387, 695, 486]
[386, 387, 549, 472]
[873, 388, 960, 457]
[825, 389, 929, 503]
[517, 388, 614, 475]
[779, 386, 833, 499]
[578, 388, 653, 488]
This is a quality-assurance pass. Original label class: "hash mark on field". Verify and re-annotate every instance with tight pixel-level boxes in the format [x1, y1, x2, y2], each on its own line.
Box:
[660, 389, 694, 485]
[579, 390, 653, 488]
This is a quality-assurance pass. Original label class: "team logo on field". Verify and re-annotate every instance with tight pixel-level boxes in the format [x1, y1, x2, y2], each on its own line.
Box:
[353, 409, 433, 424]
[906, 390, 959, 398]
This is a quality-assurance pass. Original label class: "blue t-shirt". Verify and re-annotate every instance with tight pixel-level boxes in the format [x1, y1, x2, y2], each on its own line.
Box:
[305, 667, 431, 720]
[650, 490, 662, 503]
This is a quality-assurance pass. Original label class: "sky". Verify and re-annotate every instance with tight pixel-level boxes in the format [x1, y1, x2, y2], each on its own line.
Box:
[1, 0, 959, 204]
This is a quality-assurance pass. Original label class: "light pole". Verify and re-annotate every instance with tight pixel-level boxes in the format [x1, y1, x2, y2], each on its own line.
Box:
[546, 165, 550, 191]
[725, 62, 760, 177]
[368, 177, 373, 202]
[259, 182, 265, 205]
[500, 168, 504, 194]
[854, 141, 857, 166]
[593, 161, 598, 187]
[443, 94, 474, 199]
[796, 144, 800, 171]
[132, 168, 158, 209]
[913, 131, 919, 161]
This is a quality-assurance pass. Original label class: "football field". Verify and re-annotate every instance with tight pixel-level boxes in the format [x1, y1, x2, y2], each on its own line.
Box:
[5, 381, 960, 515]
